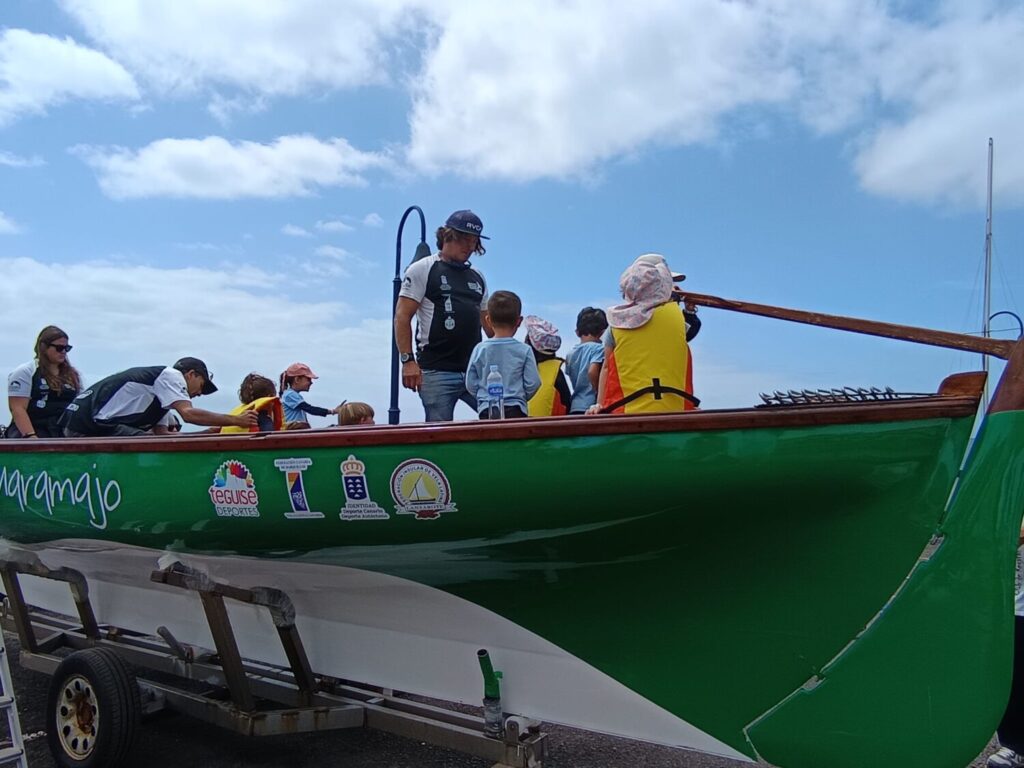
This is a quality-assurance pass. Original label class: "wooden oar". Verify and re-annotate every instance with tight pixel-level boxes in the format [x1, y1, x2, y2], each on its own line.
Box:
[675, 290, 1016, 360]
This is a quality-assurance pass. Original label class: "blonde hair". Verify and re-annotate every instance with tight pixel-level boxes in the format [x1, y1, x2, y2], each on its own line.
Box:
[337, 402, 374, 426]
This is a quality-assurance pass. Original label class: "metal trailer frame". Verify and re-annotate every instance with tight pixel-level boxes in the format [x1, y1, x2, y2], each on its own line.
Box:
[0, 556, 547, 768]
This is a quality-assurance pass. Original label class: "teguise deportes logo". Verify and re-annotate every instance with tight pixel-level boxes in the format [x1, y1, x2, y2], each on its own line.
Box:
[209, 460, 259, 517]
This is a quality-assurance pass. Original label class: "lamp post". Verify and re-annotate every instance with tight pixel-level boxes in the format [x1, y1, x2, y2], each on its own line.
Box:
[390, 206, 432, 425]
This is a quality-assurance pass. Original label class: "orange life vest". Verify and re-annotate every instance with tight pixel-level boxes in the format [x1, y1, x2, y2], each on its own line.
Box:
[528, 358, 568, 417]
[601, 303, 695, 414]
[221, 396, 284, 433]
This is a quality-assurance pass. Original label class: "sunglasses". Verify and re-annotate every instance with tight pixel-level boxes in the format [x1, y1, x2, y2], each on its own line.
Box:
[49, 343, 73, 353]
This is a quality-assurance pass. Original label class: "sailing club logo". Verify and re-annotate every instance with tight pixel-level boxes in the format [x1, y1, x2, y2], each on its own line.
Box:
[274, 457, 324, 519]
[209, 460, 259, 518]
[339, 455, 388, 521]
[390, 459, 456, 520]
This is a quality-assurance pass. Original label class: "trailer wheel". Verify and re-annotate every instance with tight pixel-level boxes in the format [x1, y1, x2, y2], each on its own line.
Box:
[46, 648, 140, 768]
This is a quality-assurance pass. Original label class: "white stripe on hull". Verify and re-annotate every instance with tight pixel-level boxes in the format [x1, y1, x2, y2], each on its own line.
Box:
[4, 539, 748, 761]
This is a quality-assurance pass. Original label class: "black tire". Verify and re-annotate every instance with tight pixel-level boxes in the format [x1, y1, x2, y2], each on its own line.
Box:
[46, 648, 140, 768]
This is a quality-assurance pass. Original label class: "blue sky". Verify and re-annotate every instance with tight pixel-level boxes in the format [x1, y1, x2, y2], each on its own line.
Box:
[2, 0, 1023, 425]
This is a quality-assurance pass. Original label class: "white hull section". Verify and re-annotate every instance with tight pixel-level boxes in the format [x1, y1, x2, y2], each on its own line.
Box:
[1, 538, 747, 761]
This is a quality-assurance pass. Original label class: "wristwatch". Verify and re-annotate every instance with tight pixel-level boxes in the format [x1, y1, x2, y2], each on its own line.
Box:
[400, 352, 414, 364]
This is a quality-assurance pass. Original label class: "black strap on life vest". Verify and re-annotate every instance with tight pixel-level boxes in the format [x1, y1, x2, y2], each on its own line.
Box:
[600, 377, 700, 414]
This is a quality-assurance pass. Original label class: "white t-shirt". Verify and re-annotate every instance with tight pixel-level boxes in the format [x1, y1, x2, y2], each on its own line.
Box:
[7, 361, 35, 398]
[93, 367, 189, 421]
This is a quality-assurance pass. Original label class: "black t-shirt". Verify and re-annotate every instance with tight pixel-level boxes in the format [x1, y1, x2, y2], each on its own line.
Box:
[400, 256, 488, 372]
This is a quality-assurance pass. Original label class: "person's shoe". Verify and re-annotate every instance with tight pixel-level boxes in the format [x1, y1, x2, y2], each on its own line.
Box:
[988, 747, 1024, 768]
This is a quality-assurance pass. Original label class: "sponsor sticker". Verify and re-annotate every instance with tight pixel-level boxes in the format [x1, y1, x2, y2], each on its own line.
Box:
[339, 455, 388, 521]
[209, 460, 259, 517]
[390, 459, 456, 520]
[274, 458, 324, 519]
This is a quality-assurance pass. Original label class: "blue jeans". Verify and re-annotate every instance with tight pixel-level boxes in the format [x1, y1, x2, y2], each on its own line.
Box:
[419, 369, 477, 422]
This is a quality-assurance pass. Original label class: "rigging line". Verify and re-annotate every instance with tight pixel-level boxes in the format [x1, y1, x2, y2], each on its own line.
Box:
[964, 326, 1020, 337]
[953, 251, 986, 375]
[961, 239, 985, 333]
[993, 239, 1021, 319]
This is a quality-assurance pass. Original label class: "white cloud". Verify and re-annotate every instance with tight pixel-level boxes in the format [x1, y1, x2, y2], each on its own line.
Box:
[363, 212, 384, 227]
[282, 224, 313, 238]
[851, 7, 1024, 207]
[59, 0, 424, 96]
[0, 28, 139, 126]
[72, 134, 392, 200]
[174, 241, 243, 255]
[0, 212, 22, 234]
[400, 1, 1024, 206]
[0, 150, 45, 168]
[406, 0, 798, 180]
[315, 245, 351, 260]
[301, 261, 350, 280]
[300, 244, 376, 280]
[316, 219, 354, 233]
[0, 256, 413, 424]
[207, 93, 268, 126]
[18, 1, 1019, 209]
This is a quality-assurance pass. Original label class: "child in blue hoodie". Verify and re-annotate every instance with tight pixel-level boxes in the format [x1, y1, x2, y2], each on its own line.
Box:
[465, 291, 540, 419]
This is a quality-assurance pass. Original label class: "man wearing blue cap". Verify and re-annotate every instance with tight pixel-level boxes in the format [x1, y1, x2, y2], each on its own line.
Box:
[395, 210, 492, 421]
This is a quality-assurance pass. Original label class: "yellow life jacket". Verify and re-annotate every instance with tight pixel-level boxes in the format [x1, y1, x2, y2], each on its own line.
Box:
[528, 358, 568, 417]
[602, 303, 692, 414]
[221, 396, 284, 433]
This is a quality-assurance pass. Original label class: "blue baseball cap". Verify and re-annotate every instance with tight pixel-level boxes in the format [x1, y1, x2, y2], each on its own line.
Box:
[445, 210, 490, 240]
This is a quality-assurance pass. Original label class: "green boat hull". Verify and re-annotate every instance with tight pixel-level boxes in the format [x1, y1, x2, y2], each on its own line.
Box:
[0, 394, 1020, 766]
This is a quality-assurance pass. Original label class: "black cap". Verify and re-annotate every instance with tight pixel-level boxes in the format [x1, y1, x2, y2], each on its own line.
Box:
[173, 357, 218, 395]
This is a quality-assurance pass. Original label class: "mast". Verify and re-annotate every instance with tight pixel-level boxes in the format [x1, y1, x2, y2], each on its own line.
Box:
[983, 138, 994, 409]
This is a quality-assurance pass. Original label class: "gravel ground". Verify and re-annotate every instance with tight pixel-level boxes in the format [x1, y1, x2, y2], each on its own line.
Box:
[0, 631, 1000, 768]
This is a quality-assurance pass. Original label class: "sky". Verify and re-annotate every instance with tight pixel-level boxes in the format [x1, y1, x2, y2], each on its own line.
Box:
[2, 0, 1024, 426]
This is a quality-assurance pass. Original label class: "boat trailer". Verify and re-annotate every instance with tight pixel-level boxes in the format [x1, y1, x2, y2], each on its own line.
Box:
[0, 555, 547, 768]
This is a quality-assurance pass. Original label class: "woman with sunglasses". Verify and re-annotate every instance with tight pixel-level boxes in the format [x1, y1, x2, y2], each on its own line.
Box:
[6, 326, 82, 438]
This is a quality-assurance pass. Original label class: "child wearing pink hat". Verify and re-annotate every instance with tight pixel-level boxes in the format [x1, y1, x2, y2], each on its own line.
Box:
[524, 315, 572, 417]
[278, 363, 337, 426]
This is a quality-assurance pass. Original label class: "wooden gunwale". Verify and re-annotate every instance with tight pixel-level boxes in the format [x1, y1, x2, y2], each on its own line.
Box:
[1, 393, 981, 454]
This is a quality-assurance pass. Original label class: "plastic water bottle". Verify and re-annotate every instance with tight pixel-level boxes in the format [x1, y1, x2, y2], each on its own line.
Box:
[486, 365, 504, 420]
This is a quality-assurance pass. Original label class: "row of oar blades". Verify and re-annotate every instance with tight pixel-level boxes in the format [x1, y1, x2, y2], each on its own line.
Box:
[756, 386, 932, 407]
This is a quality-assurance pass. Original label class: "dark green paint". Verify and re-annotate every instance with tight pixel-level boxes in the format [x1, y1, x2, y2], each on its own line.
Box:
[748, 411, 1024, 767]
[1, 410, 1016, 767]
